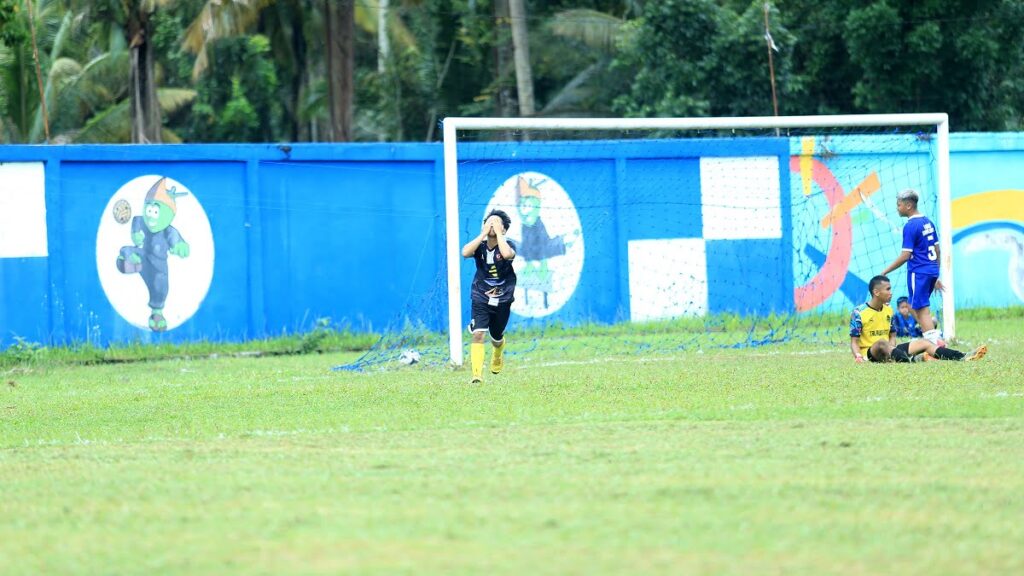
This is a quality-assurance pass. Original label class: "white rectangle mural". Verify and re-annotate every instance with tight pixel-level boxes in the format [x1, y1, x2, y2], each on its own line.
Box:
[628, 238, 708, 321]
[0, 162, 47, 258]
[700, 156, 782, 240]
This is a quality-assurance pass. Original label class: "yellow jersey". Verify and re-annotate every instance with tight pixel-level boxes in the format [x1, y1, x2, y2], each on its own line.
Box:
[849, 302, 895, 355]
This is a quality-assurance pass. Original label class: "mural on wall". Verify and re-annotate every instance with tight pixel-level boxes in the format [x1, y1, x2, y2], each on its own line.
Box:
[96, 175, 215, 332]
[0, 162, 47, 258]
[952, 189, 1024, 305]
[790, 135, 940, 313]
[485, 172, 583, 318]
[792, 154, 873, 311]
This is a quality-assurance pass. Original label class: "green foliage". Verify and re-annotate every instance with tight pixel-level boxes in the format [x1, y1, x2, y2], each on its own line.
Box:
[3, 0, 1024, 141]
[184, 34, 283, 142]
[611, 0, 720, 117]
[0, 0, 25, 47]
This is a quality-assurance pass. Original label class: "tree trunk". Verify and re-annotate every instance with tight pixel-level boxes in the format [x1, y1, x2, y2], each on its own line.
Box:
[128, 11, 161, 143]
[507, 0, 535, 117]
[378, 0, 389, 73]
[493, 0, 515, 118]
[324, 0, 354, 142]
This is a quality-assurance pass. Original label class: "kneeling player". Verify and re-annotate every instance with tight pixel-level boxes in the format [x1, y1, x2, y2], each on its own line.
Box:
[850, 275, 987, 363]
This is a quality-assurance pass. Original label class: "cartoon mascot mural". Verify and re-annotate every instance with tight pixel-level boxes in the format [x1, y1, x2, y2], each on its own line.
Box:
[516, 175, 578, 309]
[115, 177, 191, 331]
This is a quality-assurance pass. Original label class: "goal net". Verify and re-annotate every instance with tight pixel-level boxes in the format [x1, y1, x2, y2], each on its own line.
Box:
[444, 115, 954, 364]
[340, 114, 952, 370]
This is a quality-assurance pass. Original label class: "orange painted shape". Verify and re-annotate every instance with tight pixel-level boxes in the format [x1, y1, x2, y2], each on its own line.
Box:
[819, 171, 881, 229]
[793, 157, 853, 312]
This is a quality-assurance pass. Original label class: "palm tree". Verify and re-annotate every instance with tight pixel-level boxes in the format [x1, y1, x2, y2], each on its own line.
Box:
[69, 0, 182, 143]
[1, 0, 195, 143]
[181, 0, 422, 141]
[323, 0, 353, 141]
[0, 0, 64, 142]
[507, 0, 534, 116]
[123, 0, 177, 143]
[540, 8, 631, 116]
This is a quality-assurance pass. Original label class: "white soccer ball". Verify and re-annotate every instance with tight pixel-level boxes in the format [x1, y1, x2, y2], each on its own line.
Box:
[398, 349, 421, 365]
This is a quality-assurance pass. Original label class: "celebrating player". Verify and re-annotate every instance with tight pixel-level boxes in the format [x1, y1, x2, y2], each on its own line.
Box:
[461, 209, 517, 383]
[880, 189, 945, 345]
[850, 275, 986, 363]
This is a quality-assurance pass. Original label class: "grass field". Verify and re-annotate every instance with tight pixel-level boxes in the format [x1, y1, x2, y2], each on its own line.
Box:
[2, 317, 1022, 575]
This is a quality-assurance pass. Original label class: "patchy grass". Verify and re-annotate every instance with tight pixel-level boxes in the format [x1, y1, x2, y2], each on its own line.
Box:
[1, 317, 1021, 575]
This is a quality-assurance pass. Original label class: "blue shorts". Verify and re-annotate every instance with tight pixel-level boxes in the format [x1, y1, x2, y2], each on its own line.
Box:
[908, 271, 938, 310]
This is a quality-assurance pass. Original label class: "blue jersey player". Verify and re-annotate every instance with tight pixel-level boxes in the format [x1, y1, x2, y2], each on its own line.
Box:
[881, 189, 944, 346]
[461, 209, 517, 384]
[892, 296, 923, 338]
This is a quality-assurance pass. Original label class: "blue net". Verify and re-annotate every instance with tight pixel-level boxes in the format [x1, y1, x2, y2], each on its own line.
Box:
[338, 124, 942, 372]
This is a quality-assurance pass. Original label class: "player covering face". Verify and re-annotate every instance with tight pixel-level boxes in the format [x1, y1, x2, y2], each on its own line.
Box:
[460, 210, 517, 383]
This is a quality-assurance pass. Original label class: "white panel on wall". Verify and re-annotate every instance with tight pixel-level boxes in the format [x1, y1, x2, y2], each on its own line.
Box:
[701, 156, 781, 240]
[0, 162, 47, 258]
[628, 238, 707, 321]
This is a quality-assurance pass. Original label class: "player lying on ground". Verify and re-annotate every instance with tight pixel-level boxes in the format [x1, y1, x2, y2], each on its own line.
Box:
[850, 275, 987, 363]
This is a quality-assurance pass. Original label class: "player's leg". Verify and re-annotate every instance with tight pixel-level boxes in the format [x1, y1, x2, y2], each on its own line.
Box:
[904, 337, 964, 360]
[469, 302, 490, 383]
[891, 342, 913, 362]
[488, 303, 512, 375]
[909, 272, 942, 344]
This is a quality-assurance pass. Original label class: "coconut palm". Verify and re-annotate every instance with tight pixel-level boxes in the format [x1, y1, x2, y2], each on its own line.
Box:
[0, 0, 66, 142]
[181, 0, 423, 141]
[0, 0, 195, 143]
[540, 8, 631, 116]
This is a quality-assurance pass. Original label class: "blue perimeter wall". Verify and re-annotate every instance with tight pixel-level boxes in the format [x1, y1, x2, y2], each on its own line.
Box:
[1, 134, 1023, 348]
[0, 144, 445, 347]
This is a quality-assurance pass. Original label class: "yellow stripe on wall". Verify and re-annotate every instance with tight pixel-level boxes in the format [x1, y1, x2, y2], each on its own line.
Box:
[951, 190, 1024, 230]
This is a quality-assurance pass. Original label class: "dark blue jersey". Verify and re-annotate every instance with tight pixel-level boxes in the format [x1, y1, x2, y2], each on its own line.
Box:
[902, 214, 940, 275]
[471, 239, 517, 304]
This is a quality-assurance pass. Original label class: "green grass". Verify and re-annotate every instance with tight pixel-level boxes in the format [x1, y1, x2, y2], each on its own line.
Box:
[2, 318, 1022, 575]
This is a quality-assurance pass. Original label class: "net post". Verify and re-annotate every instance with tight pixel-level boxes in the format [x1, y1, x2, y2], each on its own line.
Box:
[936, 115, 955, 340]
[443, 119, 464, 366]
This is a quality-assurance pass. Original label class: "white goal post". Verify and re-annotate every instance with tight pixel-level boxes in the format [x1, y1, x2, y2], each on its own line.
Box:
[442, 114, 953, 366]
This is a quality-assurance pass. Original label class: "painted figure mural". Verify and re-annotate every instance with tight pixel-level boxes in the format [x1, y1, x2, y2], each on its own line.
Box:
[516, 175, 576, 309]
[115, 177, 191, 331]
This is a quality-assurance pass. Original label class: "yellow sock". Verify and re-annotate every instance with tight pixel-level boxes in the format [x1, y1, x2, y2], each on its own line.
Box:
[470, 342, 484, 379]
[491, 340, 505, 374]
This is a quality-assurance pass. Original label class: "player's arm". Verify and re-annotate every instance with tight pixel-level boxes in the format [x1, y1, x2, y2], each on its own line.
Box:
[849, 310, 864, 362]
[881, 250, 911, 276]
[493, 224, 516, 260]
[850, 337, 864, 363]
[933, 243, 945, 292]
[461, 221, 491, 258]
[889, 329, 898, 347]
